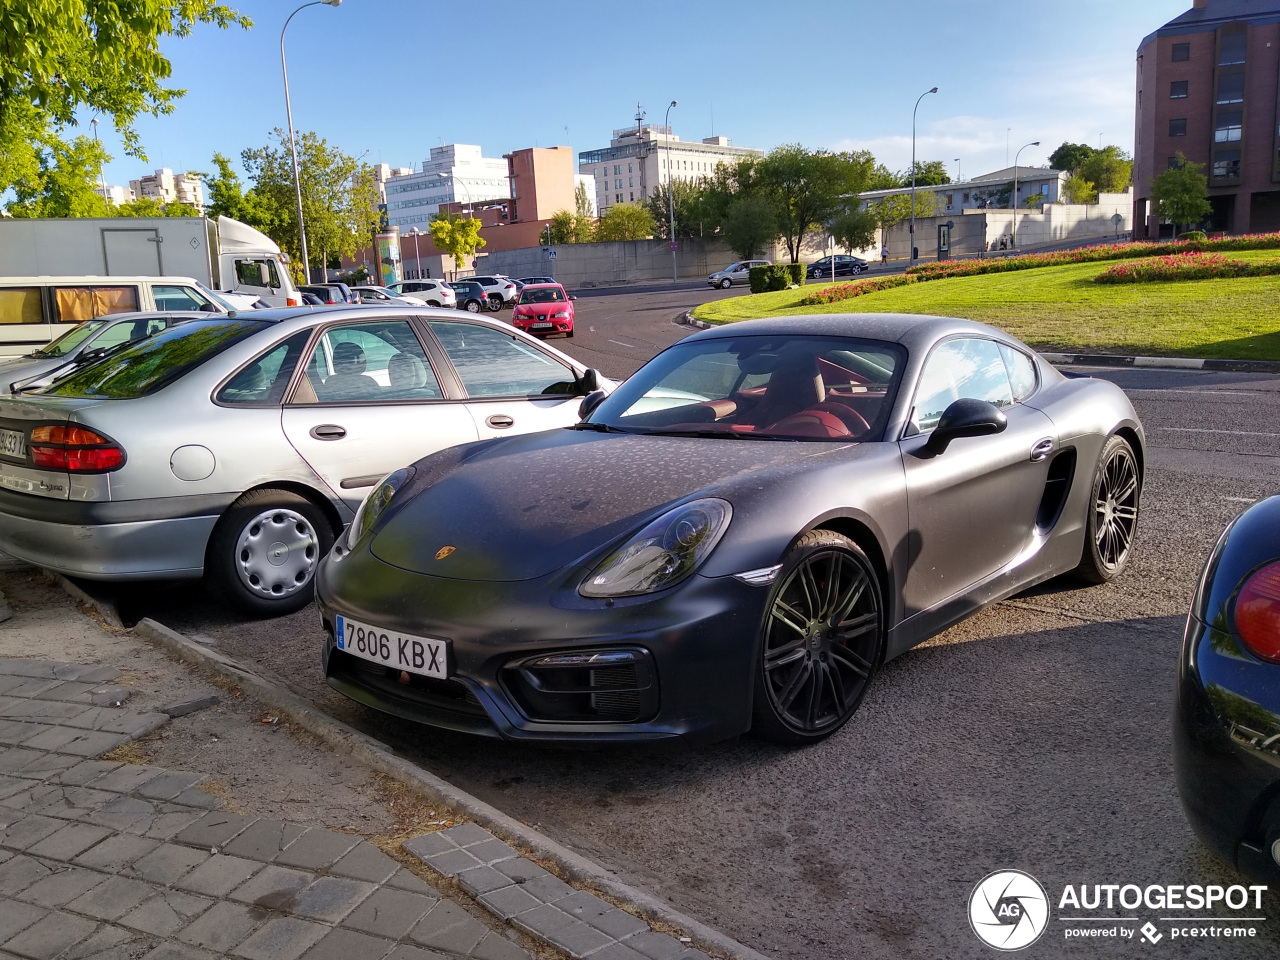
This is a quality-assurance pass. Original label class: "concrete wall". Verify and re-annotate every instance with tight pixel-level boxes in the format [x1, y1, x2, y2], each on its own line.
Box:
[478, 238, 742, 287]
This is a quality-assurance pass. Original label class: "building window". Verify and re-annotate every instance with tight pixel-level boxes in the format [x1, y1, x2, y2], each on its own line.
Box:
[1212, 149, 1241, 179]
[1216, 73, 1245, 104]
[614, 164, 621, 175]
[629, 192, 634, 201]
[1218, 29, 1247, 66]
[1214, 110, 1242, 142]
[1168, 156, 1180, 169]
[1172, 42, 1190, 61]
[615, 194, 622, 203]
[1169, 118, 1187, 137]
[1170, 80, 1188, 98]
[962, 192, 970, 203]
[627, 163, 633, 173]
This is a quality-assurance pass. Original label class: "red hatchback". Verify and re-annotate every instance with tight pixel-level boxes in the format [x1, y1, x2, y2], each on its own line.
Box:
[511, 283, 574, 338]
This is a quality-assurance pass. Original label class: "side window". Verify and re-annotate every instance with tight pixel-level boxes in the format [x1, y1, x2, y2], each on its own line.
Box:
[998, 343, 1038, 402]
[234, 259, 279, 288]
[152, 285, 210, 311]
[428, 321, 577, 398]
[217, 330, 312, 405]
[297, 320, 443, 403]
[53, 286, 139, 322]
[90, 318, 168, 352]
[911, 338, 1014, 433]
[0, 287, 44, 324]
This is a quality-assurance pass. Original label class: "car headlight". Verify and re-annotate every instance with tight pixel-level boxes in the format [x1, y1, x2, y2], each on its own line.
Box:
[346, 467, 415, 549]
[580, 498, 731, 598]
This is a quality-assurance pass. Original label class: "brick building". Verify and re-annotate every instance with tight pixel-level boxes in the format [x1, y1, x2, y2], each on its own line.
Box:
[1134, 0, 1280, 236]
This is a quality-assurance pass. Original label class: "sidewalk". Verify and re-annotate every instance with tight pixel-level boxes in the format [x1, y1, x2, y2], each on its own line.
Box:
[0, 572, 722, 960]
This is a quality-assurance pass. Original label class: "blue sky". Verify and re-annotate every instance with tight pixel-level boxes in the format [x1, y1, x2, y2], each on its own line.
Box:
[89, 0, 1190, 189]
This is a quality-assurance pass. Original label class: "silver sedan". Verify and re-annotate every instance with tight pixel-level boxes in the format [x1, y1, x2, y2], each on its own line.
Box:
[0, 306, 609, 616]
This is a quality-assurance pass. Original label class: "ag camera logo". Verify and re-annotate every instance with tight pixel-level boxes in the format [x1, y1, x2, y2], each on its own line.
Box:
[969, 870, 1050, 950]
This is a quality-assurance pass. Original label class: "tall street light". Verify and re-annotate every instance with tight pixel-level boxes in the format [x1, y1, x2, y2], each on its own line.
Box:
[1011, 140, 1040, 249]
[90, 118, 108, 209]
[665, 100, 678, 281]
[910, 86, 938, 265]
[281, 0, 341, 285]
[409, 228, 423, 279]
[437, 172, 472, 217]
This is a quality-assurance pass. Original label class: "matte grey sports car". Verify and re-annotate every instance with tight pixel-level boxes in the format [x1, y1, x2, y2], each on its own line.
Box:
[317, 313, 1145, 746]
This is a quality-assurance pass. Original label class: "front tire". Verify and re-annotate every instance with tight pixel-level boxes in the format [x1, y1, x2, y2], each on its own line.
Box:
[1072, 434, 1141, 584]
[719, 278, 732, 289]
[752, 530, 884, 745]
[206, 489, 335, 617]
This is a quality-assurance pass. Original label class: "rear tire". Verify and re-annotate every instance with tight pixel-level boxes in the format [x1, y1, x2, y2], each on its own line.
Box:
[1072, 434, 1141, 584]
[206, 488, 335, 617]
[427, 300, 440, 307]
[465, 300, 481, 313]
[488, 295, 503, 312]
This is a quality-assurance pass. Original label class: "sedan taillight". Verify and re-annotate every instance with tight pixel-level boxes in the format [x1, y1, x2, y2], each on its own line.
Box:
[30, 425, 125, 472]
[1235, 561, 1280, 663]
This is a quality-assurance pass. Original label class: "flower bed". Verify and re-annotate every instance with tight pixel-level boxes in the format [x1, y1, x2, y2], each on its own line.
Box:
[1094, 251, 1280, 284]
[796, 275, 917, 305]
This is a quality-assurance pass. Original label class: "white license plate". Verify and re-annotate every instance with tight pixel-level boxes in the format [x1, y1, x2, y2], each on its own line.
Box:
[531, 322, 553, 330]
[335, 616, 449, 679]
[0, 429, 25, 459]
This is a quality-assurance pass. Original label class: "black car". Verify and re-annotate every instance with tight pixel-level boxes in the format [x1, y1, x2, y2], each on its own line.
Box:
[316, 313, 1145, 748]
[447, 280, 489, 313]
[1175, 494, 1280, 882]
[300, 283, 355, 305]
[806, 256, 868, 280]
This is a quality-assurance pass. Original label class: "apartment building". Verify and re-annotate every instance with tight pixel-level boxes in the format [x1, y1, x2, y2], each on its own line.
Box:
[127, 168, 204, 210]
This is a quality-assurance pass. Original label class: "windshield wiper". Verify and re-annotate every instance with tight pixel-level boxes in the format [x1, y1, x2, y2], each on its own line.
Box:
[572, 421, 626, 432]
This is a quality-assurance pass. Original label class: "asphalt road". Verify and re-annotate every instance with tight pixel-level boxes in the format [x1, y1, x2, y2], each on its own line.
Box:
[89, 287, 1280, 960]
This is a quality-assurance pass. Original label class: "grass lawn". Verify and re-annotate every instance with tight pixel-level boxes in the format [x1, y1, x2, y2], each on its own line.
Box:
[691, 250, 1280, 361]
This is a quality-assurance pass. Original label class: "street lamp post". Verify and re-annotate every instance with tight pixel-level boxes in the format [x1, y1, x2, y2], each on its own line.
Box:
[281, 0, 341, 285]
[953, 158, 961, 183]
[665, 100, 678, 281]
[1011, 140, 1040, 249]
[410, 228, 423, 279]
[437, 172, 472, 217]
[910, 86, 938, 265]
[90, 118, 108, 209]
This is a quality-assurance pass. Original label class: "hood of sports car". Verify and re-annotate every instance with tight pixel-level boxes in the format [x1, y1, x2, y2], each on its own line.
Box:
[369, 428, 840, 582]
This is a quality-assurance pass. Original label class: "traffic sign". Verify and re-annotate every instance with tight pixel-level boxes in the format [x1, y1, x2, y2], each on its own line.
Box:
[548, 249, 557, 260]
[669, 241, 678, 252]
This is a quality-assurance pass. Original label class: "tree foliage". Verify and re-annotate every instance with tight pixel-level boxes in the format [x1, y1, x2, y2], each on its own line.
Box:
[1047, 143, 1132, 194]
[1150, 153, 1211, 229]
[756, 144, 876, 263]
[204, 152, 276, 232]
[906, 160, 951, 186]
[114, 197, 200, 216]
[0, 1, 251, 195]
[829, 207, 878, 252]
[1048, 142, 1095, 172]
[866, 190, 936, 230]
[429, 213, 486, 274]
[1061, 172, 1097, 205]
[4, 135, 110, 217]
[721, 195, 779, 259]
[645, 178, 712, 239]
[595, 202, 655, 241]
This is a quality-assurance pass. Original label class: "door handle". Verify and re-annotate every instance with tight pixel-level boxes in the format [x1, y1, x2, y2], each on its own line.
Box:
[486, 414, 515, 429]
[310, 424, 347, 441]
[1030, 437, 1054, 462]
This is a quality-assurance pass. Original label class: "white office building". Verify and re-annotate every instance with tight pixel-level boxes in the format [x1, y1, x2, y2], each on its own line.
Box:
[128, 168, 204, 210]
[859, 166, 1069, 215]
[384, 145, 509, 231]
[579, 114, 763, 214]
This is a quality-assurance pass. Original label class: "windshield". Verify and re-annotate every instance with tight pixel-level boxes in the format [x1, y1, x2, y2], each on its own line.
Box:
[519, 287, 565, 304]
[193, 282, 235, 313]
[588, 335, 905, 441]
[34, 320, 108, 358]
[40, 319, 269, 399]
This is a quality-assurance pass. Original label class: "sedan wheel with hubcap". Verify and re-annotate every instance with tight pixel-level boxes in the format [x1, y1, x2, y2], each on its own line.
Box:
[719, 278, 732, 289]
[753, 530, 884, 744]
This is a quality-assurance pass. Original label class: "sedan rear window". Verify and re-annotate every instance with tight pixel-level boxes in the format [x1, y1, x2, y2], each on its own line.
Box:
[41, 319, 269, 399]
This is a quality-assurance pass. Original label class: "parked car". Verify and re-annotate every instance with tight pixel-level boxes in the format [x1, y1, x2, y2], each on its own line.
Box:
[387, 280, 456, 308]
[301, 293, 325, 306]
[447, 280, 490, 314]
[518, 277, 557, 287]
[351, 286, 426, 306]
[1175, 494, 1280, 882]
[806, 256, 868, 280]
[299, 284, 355, 305]
[316, 313, 1144, 746]
[510, 283, 575, 339]
[0, 308, 609, 616]
[0, 311, 204, 391]
[468, 276, 518, 310]
[707, 260, 771, 289]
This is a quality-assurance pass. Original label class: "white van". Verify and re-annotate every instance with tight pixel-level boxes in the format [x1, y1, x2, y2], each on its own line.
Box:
[0, 276, 234, 359]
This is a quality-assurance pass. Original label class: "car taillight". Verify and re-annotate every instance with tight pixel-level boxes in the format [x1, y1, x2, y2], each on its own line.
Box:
[29, 425, 125, 472]
[1235, 561, 1280, 663]
[287, 296, 300, 306]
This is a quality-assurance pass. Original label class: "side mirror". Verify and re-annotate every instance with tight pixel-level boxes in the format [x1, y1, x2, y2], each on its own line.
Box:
[198, 302, 220, 312]
[578, 390, 607, 420]
[569, 294, 577, 301]
[577, 367, 601, 395]
[924, 398, 1007, 455]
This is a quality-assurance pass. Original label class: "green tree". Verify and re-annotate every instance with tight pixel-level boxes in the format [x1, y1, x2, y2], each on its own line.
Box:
[1061, 172, 1098, 205]
[0, 2, 251, 196]
[757, 145, 876, 263]
[1022, 193, 1045, 208]
[865, 164, 903, 190]
[867, 190, 936, 231]
[721, 195, 779, 259]
[1150, 153, 1211, 231]
[204, 153, 277, 231]
[574, 181, 594, 221]
[547, 210, 576, 244]
[242, 129, 382, 281]
[906, 160, 951, 186]
[430, 213, 485, 274]
[113, 197, 200, 216]
[1078, 146, 1132, 194]
[4, 135, 111, 218]
[645, 178, 713, 239]
[829, 207, 878, 252]
[595, 203, 655, 241]
[1048, 142, 1096, 172]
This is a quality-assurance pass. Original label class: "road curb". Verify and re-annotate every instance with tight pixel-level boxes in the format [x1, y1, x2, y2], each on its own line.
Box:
[676, 311, 713, 329]
[1040, 352, 1280, 373]
[129, 616, 771, 960]
[41, 569, 123, 628]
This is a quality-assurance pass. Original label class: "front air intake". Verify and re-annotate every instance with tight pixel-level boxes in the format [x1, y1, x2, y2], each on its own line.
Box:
[501, 647, 658, 723]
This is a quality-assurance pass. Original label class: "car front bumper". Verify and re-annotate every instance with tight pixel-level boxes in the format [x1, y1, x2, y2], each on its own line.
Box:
[315, 546, 769, 745]
[513, 318, 572, 335]
[1173, 614, 1280, 882]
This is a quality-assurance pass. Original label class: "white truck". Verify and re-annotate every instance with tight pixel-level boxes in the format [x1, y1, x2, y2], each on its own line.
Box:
[0, 215, 300, 309]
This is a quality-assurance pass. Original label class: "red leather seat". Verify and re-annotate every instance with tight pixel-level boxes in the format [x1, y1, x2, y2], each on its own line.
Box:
[765, 408, 851, 438]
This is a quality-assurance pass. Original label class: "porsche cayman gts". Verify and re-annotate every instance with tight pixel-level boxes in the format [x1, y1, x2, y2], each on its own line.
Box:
[317, 314, 1144, 746]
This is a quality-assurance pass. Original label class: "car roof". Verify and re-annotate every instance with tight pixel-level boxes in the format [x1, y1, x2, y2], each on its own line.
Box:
[683, 313, 1015, 350]
[73, 310, 210, 323]
[520, 282, 565, 289]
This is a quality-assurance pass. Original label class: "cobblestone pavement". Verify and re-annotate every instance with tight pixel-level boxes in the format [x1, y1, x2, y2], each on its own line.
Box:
[0, 656, 712, 960]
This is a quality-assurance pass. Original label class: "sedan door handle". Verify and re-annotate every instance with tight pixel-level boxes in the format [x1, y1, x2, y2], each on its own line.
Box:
[1030, 437, 1054, 462]
[310, 424, 347, 441]
[486, 414, 515, 429]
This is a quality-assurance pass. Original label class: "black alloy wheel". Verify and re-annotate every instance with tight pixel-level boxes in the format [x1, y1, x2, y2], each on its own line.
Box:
[1073, 434, 1141, 583]
[752, 530, 884, 744]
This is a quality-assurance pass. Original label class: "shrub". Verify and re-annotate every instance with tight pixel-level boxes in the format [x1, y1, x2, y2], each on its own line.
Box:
[1177, 230, 1207, 242]
[797, 275, 918, 305]
[748, 265, 771, 294]
[785, 263, 806, 286]
[1094, 251, 1280, 284]
[748, 264, 795, 292]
